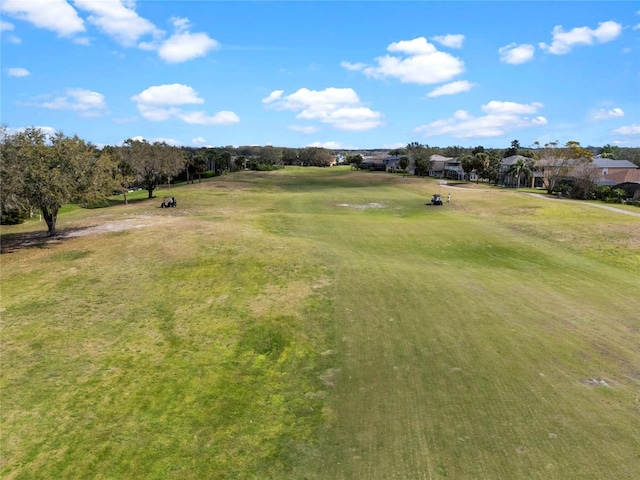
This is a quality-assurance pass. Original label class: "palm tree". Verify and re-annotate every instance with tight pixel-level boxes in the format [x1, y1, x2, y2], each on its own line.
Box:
[507, 158, 531, 189]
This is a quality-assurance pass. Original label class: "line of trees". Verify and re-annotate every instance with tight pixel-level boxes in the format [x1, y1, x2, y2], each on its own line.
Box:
[1, 129, 186, 234]
[3, 127, 638, 233]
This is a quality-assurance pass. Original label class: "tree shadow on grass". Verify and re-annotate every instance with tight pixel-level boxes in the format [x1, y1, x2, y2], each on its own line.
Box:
[1, 226, 97, 254]
[87, 196, 153, 208]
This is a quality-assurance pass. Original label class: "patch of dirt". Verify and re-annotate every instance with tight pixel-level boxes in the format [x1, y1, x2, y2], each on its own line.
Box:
[249, 281, 312, 317]
[319, 367, 340, 388]
[581, 378, 612, 387]
[337, 203, 385, 209]
[1, 217, 158, 253]
[66, 219, 151, 237]
[312, 278, 333, 289]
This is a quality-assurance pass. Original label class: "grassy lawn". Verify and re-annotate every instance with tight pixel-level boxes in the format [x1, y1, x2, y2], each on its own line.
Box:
[2, 168, 639, 479]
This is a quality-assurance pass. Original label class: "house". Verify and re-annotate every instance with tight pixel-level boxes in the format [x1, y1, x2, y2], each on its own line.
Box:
[361, 154, 393, 172]
[499, 155, 536, 187]
[591, 156, 638, 183]
[443, 157, 472, 181]
[604, 168, 640, 200]
[428, 154, 453, 177]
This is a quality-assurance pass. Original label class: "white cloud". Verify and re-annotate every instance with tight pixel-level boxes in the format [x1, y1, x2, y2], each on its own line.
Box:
[178, 110, 239, 125]
[482, 101, 543, 115]
[169, 16, 190, 33]
[132, 83, 238, 125]
[612, 124, 640, 136]
[305, 141, 344, 149]
[341, 61, 367, 71]
[0, 21, 21, 43]
[73, 37, 91, 46]
[73, 0, 162, 47]
[7, 125, 57, 137]
[158, 31, 219, 63]
[415, 101, 547, 139]
[153, 137, 181, 146]
[135, 105, 180, 121]
[127, 135, 181, 146]
[8, 67, 30, 77]
[0, 20, 14, 32]
[263, 87, 384, 131]
[426, 80, 475, 98]
[132, 84, 204, 105]
[1, 0, 84, 37]
[154, 17, 218, 63]
[591, 107, 624, 121]
[499, 43, 535, 64]
[192, 136, 207, 145]
[4, 1, 216, 63]
[342, 37, 464, 85]
[432, 34, 465, 49]
[289, 125, 319, 134]
[262, 90, 284, 104]
[28, 88, 107, 117]
[539, 20, 622, 55]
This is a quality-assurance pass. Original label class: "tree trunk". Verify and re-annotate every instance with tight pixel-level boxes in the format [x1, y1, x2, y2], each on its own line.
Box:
[123, 192, 128, 205]
[42, 206, 59, 236]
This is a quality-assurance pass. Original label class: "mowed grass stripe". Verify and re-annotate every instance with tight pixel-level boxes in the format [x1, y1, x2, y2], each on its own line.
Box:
[253, 170, 638, 479]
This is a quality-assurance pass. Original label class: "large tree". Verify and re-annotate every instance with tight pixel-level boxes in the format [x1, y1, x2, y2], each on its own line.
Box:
[599, 144, 620, 159]
[298, 147, 331, 167]
[507, 158, 531, 189]
[398, 156, 409, 177]
[405, 142, 431, 176]
[534, 140, 593, 194]
[482, 149, 502, 185]
[1, 126, 29, 223]
[1, 127, 116, 235]
[503, 139, 520, 158]
[460, 154, 475, 181]
[119, 139, 185, 199]
[346, 153, 364, 170]
[472, 152, 490, 183]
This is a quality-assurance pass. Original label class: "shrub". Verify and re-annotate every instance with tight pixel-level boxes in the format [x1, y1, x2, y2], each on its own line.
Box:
[592, 185, 611, 201]
[0, 207, 27, 225]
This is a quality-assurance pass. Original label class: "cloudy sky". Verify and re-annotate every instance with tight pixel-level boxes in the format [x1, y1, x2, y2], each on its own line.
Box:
[2, 1, 639, 149]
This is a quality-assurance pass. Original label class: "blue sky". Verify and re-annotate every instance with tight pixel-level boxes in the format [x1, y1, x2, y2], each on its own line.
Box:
[2, 1, 639, 150]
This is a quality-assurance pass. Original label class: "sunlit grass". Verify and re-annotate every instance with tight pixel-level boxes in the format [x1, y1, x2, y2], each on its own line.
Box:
[2, 167, 639, 479]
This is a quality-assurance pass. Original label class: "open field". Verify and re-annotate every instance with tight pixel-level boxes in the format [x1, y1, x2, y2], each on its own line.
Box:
[2, 167, 639, 479]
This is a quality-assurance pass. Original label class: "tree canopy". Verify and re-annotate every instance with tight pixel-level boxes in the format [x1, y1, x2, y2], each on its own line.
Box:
[534, 140, 592, 194]
[1, 127, 116, 235]
[119, 139, 186, 199]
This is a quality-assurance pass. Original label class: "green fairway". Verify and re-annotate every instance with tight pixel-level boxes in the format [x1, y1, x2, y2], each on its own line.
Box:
[2, 167, 639, 479]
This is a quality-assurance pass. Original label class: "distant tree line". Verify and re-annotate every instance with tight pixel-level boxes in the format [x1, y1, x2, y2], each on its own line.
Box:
[2, 126, 638, 232]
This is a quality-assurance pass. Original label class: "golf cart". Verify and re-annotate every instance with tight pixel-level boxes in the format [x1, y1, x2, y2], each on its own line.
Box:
[161, 196, 177, 208]
[431, 194, 443, 205]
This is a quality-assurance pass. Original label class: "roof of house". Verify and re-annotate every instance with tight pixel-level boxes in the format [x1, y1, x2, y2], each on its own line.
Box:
[603, 168, 640, 183]
[500, 155, 534, 166]
[592, 157, 638, 169]
[430, 154, 456, 162]
[613, 181, 640, 188]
